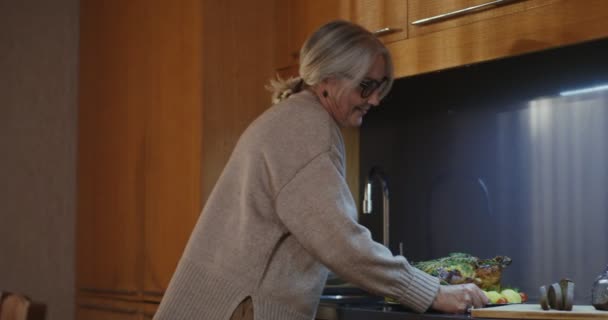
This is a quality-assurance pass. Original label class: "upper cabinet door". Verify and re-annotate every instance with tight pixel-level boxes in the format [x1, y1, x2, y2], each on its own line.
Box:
[390, 0, 608, 77]
[350, 0, 408, 43]
[275, 0, 350, 70]
[408, 0, 557, 37]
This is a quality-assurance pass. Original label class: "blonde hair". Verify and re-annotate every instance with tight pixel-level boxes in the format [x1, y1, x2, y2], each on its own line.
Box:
[267, 20, 394, 104]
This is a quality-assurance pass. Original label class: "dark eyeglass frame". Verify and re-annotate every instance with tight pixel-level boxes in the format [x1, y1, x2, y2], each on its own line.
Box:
[359, 77, 388, 99]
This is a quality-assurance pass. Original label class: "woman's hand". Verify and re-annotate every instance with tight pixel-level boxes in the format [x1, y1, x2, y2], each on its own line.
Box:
[431, 283, 489, 314]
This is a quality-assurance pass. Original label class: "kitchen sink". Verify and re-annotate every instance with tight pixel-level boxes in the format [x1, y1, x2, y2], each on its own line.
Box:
[318, 278, 471, 320]
[320, 294, 384, 305]
[319, 279, 391, 318]
[317, 289, 472, 320]
[318, 285, 387, 320]
[317, 301, 474, 320]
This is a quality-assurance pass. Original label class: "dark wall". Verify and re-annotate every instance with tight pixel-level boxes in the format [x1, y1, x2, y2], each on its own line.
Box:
[359, 38, 608, 303]
[0, 1, 79, 319]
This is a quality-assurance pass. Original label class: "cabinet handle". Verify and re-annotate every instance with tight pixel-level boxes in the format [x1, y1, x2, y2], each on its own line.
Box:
[411, 0, 524, 25]
[372, 27, 402, 37]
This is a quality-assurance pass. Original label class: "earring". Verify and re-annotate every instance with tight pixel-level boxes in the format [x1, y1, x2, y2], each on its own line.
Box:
[322, 90, 328, 98]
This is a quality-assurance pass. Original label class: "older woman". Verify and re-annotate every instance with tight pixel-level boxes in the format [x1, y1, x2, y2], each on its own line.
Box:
[154, 20, 488, 320]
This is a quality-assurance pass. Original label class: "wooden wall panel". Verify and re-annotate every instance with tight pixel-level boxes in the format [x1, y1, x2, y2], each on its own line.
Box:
[200, 0, 279, 201]
[77, 0, 145, 296]
[78, 0, 204, 300]
[141, 0, 203, 297]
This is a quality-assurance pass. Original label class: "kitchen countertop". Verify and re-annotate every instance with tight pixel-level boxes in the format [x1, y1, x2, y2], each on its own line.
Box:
[316, 301, 503, 320]
[318, 302, 608, 320]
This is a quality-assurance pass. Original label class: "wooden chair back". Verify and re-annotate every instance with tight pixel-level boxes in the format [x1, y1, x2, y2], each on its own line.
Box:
[0, 292, 46, 320]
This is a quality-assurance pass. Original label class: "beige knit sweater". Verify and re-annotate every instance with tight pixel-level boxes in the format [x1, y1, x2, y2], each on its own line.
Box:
[154, 90, 440, 320]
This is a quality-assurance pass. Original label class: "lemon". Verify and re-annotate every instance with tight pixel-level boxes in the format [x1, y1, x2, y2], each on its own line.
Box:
[484, 291, 503, 303]
[501, 289, 522, 303]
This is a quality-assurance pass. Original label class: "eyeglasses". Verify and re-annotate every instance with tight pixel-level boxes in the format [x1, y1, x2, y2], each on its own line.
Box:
[359, 77, 388, 99]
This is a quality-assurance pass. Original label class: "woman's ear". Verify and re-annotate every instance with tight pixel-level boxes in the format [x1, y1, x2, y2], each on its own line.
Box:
[316, 76, 343, 99]
[321, 76, 342, 93]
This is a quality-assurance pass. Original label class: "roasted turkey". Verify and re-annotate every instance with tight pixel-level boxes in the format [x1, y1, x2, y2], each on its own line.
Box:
[413, 252, 512, 291]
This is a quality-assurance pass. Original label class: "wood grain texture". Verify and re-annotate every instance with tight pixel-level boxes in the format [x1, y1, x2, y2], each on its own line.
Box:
[77, 0, 145, 296]
[350, 0, 408, 43]
[140, 0, 203, 297]
[201, 0, 296, 202]
[408, 0, 558, 37]
[390, 0, 608, 77]
[472, 304, 608, 319]
[77, 0, 286, 307]
[77, 0, 204, 301]
[275, 0, 350, 69]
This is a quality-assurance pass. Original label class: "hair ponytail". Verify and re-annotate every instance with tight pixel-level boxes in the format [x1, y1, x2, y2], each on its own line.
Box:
[266, 76, 305, 104]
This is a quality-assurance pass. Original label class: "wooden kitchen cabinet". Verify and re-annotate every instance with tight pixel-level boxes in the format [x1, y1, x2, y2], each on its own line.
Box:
[77, 0, 150, 299]
[349, 0, 408, 43]
[275, 0, 350, 70]
[408, 0, 558, 37]
[276, 0, 608, 78]
[77, 0, 278, 302]
[389, 0, 608, 77]
[78, 0, 281, 316]
[275, 0, 409, 69]
[77, 0, 203, 307]
[78, 0, 203, 300]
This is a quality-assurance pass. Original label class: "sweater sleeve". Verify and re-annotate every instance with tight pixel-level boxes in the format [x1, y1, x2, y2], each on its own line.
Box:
[274, 150, 440, 313]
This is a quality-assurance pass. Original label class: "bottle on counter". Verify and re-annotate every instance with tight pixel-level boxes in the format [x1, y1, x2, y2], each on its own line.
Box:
[592, 265, 608, 311]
